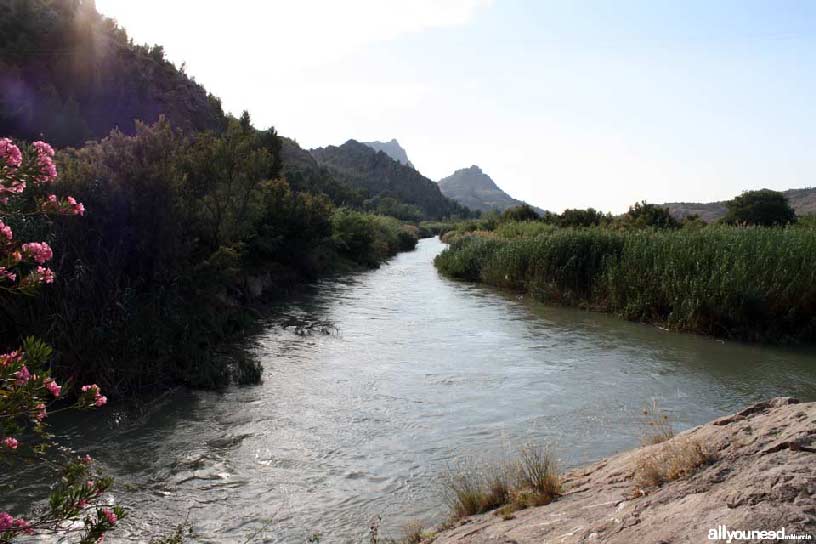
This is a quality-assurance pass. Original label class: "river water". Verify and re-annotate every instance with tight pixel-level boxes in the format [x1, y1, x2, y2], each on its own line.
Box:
[7, 237, 816, 543]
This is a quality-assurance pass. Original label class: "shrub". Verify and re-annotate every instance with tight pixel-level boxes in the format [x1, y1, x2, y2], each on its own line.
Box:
[441, 444, 561, 520]
[723, 189, 796, 226]
[634, 438, 711, 491]
[0, 137, 123, 543]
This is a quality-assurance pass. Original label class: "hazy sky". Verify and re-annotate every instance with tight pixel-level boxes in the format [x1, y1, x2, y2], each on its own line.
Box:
[95, 0, 815, 213]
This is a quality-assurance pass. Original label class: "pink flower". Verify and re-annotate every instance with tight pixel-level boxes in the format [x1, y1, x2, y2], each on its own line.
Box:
[101, 508, 117, 525]
[34, 403, 47, 421]
[86, 480, 95, 490]
[22, 242, 53, 264]
[32, 141, 57, 184]
[95, 395, 108, 407]
[3, 437, 18, 449]
[0, 138, 23, 168]
[12, 517, 32, 535]
[32, 141, 54, 157]
[82, 454, 93, 465]
[0, 351, 20, 367]
[44, 377, 61, 397]
[66, 196, 85, 216]
[15, 366, 31, 385]
[77, 499, 88, 508]
[0, 512, 13, 531]
[36, 266, 55, 284]
[0, 220, 11, 241]
[0, 267, 16, 283]
[81, 384, 98, 393]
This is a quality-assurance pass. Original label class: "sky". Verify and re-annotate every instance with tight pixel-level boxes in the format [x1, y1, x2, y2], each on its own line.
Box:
[95, 0, 816, 213]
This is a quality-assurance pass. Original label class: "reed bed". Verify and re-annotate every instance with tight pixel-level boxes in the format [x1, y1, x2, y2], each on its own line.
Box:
[435, 225, 816, 342]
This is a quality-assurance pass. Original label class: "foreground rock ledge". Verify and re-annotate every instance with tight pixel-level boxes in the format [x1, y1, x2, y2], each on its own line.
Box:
[432, 398, 815, 544]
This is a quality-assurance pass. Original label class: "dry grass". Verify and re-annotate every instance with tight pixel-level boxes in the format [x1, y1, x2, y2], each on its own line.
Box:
[399, 521, 425, 544]
[634, 437, 712, 490]
[442, 444, 562, 520]
[640, 399, 675, 446]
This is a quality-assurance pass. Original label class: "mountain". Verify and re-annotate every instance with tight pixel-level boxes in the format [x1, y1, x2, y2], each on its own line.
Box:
[0, 0, 226, 147]
[310, 140, 470, 219]
[362, 139, 414, 168]
[279, 137, 367, 208]
[664, 187, 816, 222]
[438, 165, 545, 214]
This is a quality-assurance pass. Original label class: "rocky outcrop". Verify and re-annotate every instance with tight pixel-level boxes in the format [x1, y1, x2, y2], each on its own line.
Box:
[363, 138, 414, 168]
[432, 398, 816, 544]
[437, 166, 546, 214]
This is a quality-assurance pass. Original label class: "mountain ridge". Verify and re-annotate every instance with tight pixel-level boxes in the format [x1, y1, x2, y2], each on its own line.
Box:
[438, 165, 546, 215]
[663, 187, 816, 222]
[362, 138, 413, 168]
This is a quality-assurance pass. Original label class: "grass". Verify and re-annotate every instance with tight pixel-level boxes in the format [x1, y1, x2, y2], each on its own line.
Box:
[435, 224, 816, 342]
[640, 400, 675, 446]
[634, 437, 711, 491]
[441, 444, 562, 520]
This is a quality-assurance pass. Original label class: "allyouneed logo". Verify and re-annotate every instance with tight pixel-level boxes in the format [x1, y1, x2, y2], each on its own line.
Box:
[709, 525, 813, 542]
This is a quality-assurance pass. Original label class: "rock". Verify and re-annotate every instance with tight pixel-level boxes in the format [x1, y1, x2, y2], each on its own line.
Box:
[430, 398, 816, 544]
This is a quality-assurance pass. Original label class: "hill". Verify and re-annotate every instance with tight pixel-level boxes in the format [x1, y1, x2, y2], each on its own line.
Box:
[0, 0, 226, 147]
[438, 165, 545, 214]
[362, 138, 413, 168]
[311, 140, 471, 219]
[664, 187, 816, 222]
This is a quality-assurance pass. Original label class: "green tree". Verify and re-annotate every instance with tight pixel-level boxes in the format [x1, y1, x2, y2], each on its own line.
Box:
[501, 204, 540, 222]
[722, 189, 796, 226]
[623, 201, 679, 229]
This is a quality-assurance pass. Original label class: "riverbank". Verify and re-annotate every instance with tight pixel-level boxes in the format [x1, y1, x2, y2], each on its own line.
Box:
[429, 397, 816, 543]
[434, 226, 816, 343]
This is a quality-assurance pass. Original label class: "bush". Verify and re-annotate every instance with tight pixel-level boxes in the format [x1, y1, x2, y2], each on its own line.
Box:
[441, 444, 561, 520]
[723, 189, 796, 226]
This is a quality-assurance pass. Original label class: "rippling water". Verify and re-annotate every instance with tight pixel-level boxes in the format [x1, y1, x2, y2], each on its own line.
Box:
[6, 237, 816, 542]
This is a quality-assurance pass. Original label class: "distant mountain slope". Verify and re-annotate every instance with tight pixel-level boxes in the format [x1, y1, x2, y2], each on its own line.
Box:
[664, 187, 816, 222]
[279, 137, 367, 207]
[362, 138, 413, 168]
[438, 165, 545, 214]
[0, 0, 226, 146]
[311, 140, 469, 219]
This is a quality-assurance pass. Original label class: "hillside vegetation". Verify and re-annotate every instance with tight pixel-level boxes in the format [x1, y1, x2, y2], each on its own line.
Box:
[0, 0, 226, 147]
[311, 139, 473, 219]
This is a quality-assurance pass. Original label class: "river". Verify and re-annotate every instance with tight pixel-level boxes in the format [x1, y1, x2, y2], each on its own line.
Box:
[7, 237, 816, 543]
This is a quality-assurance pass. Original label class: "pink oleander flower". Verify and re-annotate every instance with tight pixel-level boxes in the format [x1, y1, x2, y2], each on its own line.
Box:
[12, 517, 32, 535]
[0, 351, 20, 367]
[95, 395, 108, 407]
[66, 195, 85, 216]
[86, 480, 95, 490]
[0, 512, 13, 531]
[81, 384, 98, 393]
[82, 454, 93, 464]
[0, 138, 23, 168]
[44, 377, 61, 397]
[22, 242, 53, 264]
[77, 499, 88, 508]
[0, 220, 11, 241]
[32, 141, 57, 184]
[15, 366, 31, 385]
[0, 267, 16, 283]
[3, 437, 18, 449]
[101, 508, 117, 525]
[34, 402, 47, 422]
[36, 266, 55, 284]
